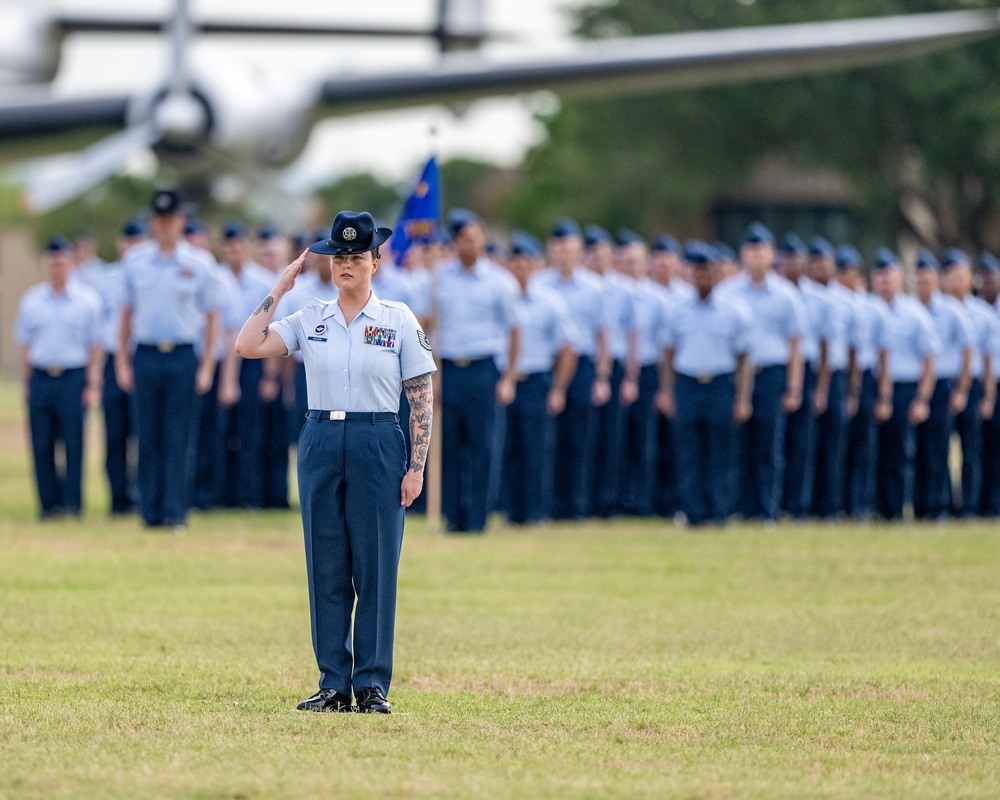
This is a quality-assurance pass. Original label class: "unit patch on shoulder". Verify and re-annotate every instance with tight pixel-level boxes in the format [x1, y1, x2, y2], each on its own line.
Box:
[364, 325, 396, 348]
[417, 329, 432, 351]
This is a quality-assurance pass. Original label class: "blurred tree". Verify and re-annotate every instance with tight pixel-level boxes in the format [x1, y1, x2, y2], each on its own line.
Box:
[313, 172, 402, 224]
[503, 0, 1000, 251]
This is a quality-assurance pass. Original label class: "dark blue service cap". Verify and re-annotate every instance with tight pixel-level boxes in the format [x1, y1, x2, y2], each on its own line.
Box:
[258, 223, 281, 241]
[551, 218, 581, 239]
[121, 216, 147, 238]
[309, 210, 391, 256]
[743, 221, 775, 246]
[780, 233, 806, 257]
[650, 233, 681, 255]
[222, 220, 248, 240]
[150, 188, 183, 216]
[447, 208, 478, 237]
[584, 224, 611, 247]
[808, 235, 835, 259]
[46, 234, 72, 253]
[713, 241, 736, 262]
[874, 247, 900, 270]
[940, 247, 968, 269]
[684, 240, 717, 265]
[615, 228, 644, 247]
[917, 248, 942, 270]
[510, 231, 540, 258]
[979, 251, 1000, 273]
[835, 245, 861, 270]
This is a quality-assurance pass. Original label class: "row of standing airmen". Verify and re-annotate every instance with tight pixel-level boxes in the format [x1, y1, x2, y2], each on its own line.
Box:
[15, 190, 1000, 529]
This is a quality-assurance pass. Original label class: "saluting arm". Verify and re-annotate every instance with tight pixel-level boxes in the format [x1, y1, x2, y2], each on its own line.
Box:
[401, 372, 434, 508]
[234, 251, 306, 360]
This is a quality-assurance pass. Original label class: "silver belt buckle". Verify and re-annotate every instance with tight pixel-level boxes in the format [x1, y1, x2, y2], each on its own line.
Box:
[329, 410, 346, 420]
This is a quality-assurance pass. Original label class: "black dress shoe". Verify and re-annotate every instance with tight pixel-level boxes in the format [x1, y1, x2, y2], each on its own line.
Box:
[355, 687, 391, 714]
[296, 689, 354, 712]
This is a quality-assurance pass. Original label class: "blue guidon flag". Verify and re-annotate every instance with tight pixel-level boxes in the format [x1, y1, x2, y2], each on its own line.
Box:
[390, 156, 441, 262]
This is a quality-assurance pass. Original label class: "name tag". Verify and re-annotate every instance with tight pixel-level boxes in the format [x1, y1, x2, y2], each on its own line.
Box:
[364, 325, 396, 348]
[307, 336, 327, 342]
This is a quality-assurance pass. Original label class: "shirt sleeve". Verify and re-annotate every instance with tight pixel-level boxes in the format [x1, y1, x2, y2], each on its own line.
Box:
[953, 304, 975, 350]
[914, 304, 941, 357]
[121, 259, 136, 308]
[198, 259, 224, 313]
[732, 299, 754, 355]
[398, 306, 437, 381]
[270, 312, 302, 357]
[551, 294, 577, 349]
[13, 295, 31, 344]
[784, 288, 807, 339]
[496, 273, 525, 330]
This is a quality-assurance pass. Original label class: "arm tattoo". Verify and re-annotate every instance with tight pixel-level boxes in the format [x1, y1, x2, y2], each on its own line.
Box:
[253, 295, 274, 316]
[402, 372, 433, 473]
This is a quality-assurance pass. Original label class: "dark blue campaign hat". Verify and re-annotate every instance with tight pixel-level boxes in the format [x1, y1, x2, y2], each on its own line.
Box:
[584, 224, 612, 248]
[780, 233, 806, 257]
[684, 240, 717, 265]
[121, 216, 147, 238]
[713, 241, 736, 262]
[940, 247, 967, 269]
[808, 235, 835, 259]
[551, 218, 581, 239]
[874, 247, 900, 270]
[447, 208, 478, 237]
[510, 231, 540, 258]
[150, 188, 183, 216]
[917, 248, 942, 270]
[743, 221, 774, 246]
[835, 245, 861, 270]
[222, 220, 248, 241]
[309, 210, 392, 256]
[979, 251, 1000, 273]
[651, 233, 681, 255]
[616, 228, 644, 247]
[46, 234, 72, 252]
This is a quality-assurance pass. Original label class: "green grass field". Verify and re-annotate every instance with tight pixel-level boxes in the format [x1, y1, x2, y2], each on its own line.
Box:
[2, 379, 1000, 798]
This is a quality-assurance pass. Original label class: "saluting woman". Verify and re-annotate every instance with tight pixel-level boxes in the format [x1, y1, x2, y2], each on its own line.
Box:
[236, 211, 435, 714]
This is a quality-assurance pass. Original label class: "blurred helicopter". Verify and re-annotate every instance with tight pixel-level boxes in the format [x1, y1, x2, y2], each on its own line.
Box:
[2, 0, 1000, 213]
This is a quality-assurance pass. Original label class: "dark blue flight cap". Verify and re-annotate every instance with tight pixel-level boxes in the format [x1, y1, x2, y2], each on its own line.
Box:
[551, 218, 581, 239]
[615, 228, 644, 247]
[713, 241, 736, 262]
[874, 247, 900, 270]
[917, 248, 942, 270]
[808, 235, 834, 259]
[121, 216, 147, 238]
[835, 245, 861, 270]
[651, 233, 681, 255]
[940, 248, 968, 269]
[510, 231, 539, 258]
[184, 217, 206, 236]
[979, 251, 1000, 273]
[743, 221, 774, 246]
[447, 208, 478, 237]
[584, 224, 611, 248]
[290, 230, 311, 251]
[309, 210, 391, 256]
[684, 240, 717, 265]
[258, 223, 281, 241]
[46, 234, 73, 253]
[486, 239, 506, 259]
[222, 220, 248, 241]
[780, 233, 806, 257]
[150, 188, 183, 216]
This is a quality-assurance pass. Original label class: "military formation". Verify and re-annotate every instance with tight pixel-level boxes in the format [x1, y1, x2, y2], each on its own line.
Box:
[15, 189, 1000, 529]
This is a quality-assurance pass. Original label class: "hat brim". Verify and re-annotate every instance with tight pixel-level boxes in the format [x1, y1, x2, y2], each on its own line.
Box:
[308, 227, 392, 255]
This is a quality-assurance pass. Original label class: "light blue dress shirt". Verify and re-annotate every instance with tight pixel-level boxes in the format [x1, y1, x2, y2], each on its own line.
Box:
[633, 279, 671, 367]
[432, 258, 523, 360]
[855, 291, 884, 371]
[500, 283, 576, 375]
[923, 292, 973, 380]
[600, 271, 638, 361]
[121, 240, 221, 344]
[961, 295, 997, 379]
[271, 292, 436, 412]
[14, 281, 102, 368]
[74, 261, 125, 354]
[877, 294, 941, 382]
[662, 291, 753, 378]
[795, 278, 832, 368]
[718, 272, 806, 367]
[533, 267, 605, 359]
[825, 282, 860, 372]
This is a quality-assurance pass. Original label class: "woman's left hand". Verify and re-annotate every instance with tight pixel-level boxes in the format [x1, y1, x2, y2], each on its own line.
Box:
[401, 469, 424, 507]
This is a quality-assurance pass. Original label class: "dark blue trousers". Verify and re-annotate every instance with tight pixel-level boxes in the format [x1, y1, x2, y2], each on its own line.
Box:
[101, 355, 135, 513]
[980, 380, 1000, 516]
[740, 364, 788, 521]
[952, 378, 984, 517]
[297, 415, 406, 697]
[783, 364, 817, 518]
[441, 357, 499, 532]
[552, 356, 597, 520]
[592, 359, 626, 517]
[845, 369, 878, 519]
[261, 382, 290, 509]
[673, 373, 737, 526]
[225, 358, 265, 508]
[914, 378, 953, 520]
[192, 363, 225, 510]
[876, 381, 918, 521]
[622, 364, 659, 516]
[812, 369, 849, 519]
[134, 344, 197, 526]
[653, 410, 678, 518]
[503, 371, 554, 524]
[28, 368, 87, 516]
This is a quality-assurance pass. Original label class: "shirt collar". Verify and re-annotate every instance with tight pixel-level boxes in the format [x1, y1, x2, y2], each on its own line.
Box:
[322, 290, 382, 322]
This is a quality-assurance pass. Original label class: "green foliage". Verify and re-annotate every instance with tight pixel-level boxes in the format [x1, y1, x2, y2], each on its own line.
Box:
[312, 172, 403, 223]
[439, 157, 493, 210]
[506, 0, 1000, 247]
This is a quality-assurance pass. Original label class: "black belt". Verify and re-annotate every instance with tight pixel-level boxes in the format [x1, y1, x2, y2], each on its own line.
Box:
[136, 342, 194, 354]
[306, 410, 398, 422]
[442, 356, 492, 368]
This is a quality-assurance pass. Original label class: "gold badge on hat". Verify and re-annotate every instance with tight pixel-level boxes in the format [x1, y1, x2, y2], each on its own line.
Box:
[343, 227, 357, 241]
